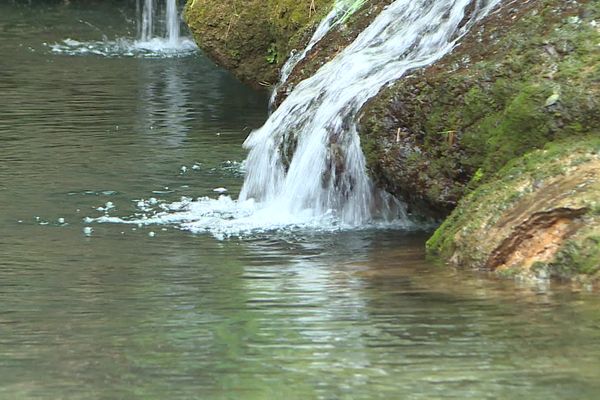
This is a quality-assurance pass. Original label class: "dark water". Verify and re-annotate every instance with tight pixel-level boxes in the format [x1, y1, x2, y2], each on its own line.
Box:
[1, 2, 600, 399]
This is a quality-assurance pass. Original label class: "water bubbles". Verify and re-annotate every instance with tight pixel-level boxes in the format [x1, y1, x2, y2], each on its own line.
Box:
[96, 201, 115, 212]
[192, 164, 201, 170]
[180, 166, 188, 174]
[148, 231, 156, 237]
[58, 217, 65, 224]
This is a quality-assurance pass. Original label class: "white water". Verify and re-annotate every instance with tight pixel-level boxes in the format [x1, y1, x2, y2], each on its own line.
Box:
[271, 0, 360, 105]
[51, 0, 196, 57]
[96, 0, 502, 238]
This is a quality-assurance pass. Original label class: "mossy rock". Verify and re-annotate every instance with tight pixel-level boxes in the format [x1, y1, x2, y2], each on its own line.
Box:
[426, 137, 600, 282]
[184, 0, 334, 87]
[359, 0, 600, 218]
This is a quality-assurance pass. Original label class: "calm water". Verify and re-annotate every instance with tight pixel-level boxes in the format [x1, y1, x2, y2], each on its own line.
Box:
[1, 2, 600, 399]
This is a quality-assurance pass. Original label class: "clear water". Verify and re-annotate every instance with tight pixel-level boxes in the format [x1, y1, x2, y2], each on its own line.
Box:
[2, 2, 600, 399]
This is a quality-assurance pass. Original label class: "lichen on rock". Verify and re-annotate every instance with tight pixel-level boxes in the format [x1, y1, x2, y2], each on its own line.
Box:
[426, 138, 600, 282]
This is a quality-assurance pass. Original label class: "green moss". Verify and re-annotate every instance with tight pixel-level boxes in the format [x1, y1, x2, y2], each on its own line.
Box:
[184, 0, 335, 86]
[360, 0, 600, 215]
[426, 136, 600, 279]
[549, 233, 600, 277]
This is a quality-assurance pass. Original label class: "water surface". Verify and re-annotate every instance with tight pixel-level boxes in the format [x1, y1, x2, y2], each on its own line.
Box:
[1, 2, 600, 399]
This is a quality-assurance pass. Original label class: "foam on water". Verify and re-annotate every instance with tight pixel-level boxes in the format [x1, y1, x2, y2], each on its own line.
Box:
[50, 0, 197, 58]
[94, 194, 409, 240]
[50, 37, 197, 58]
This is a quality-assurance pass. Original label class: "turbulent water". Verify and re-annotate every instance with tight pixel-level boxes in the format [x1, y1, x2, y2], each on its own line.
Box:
[271, 0, 367, 105]
[101, 0, 502, 237]
[51, 0, 196, 57]
[241, 0, 502, 225]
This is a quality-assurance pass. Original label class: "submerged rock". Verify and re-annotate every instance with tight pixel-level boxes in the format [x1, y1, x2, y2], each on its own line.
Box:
[426, 138, 600, 282]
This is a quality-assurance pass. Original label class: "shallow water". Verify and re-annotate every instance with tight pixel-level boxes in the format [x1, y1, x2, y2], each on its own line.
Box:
[2, 2, 600, 399]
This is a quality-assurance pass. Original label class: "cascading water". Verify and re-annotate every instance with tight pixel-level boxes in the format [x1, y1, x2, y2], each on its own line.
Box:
[271, 0, 365, 106]
[138, 0, 182, 44]
[50, 0, 196, 57]
[139, 0, 154, 42]
[96, 0, 503, 237]
[240, 0, 502, 224]
[166, 0, 181, 45]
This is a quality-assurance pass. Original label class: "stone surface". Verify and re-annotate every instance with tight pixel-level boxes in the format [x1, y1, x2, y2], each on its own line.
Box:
[426, 138, 600, 282]
[184, 0, 334, 88]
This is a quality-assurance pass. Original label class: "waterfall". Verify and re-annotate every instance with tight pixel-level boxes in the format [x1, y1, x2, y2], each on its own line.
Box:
[140, 0, 154, 42]
[137, 0, 184, 45]
[51, 0, 196, 59]
[240, 0, 502, 226]
[271, 0, 371, 108]
[166, 0, 181, 45]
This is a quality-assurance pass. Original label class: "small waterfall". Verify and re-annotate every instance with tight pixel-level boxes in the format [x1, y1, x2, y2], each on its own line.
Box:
[95, 0, 503, 237]
[51, 0, 196, 57]
[135, 0, 192, 50]
[241, 0, 502, 226]
[166, 0, 181, 45]
[140, 0, 154, 42]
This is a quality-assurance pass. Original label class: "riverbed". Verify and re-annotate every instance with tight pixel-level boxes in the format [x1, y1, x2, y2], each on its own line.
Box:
[1, 2, 600, 399]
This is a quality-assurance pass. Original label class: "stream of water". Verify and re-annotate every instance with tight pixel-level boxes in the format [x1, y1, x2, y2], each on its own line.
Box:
[2, 2, 600, 399]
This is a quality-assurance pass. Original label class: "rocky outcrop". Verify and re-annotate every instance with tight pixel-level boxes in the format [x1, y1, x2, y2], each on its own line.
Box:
[183, 0, 334, 87]
[426, 138, 600, 282]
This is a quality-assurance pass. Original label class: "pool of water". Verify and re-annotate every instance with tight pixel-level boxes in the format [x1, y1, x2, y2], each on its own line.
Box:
[1, 2, 600, 399]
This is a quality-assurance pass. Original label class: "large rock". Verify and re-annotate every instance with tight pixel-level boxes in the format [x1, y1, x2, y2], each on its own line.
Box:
[183, 0, 334, 87]
[426, 138, 600, 282]
[359, 0, 600, 218]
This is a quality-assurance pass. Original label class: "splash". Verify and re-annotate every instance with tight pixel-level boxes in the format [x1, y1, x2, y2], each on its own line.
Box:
[50, 0, 197, 58]
[95, 0, 502, 238]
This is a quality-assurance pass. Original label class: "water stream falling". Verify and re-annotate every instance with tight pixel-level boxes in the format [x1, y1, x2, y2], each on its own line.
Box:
[96, 0, 503, 237]
[271, 0, 364, 106]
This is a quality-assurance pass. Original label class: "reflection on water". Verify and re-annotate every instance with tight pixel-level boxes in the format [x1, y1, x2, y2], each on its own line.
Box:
[1, 2, 600, 399]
